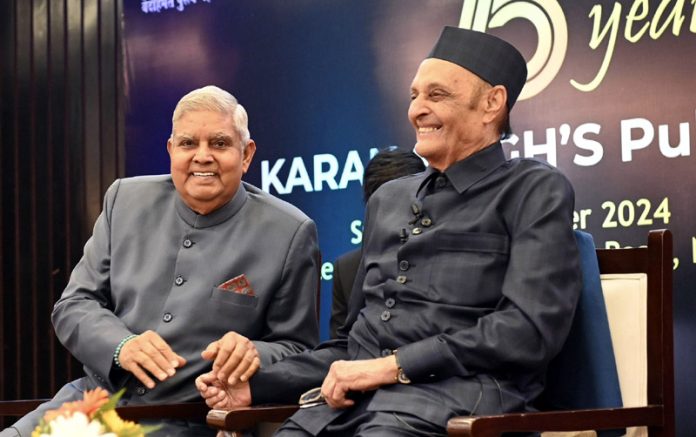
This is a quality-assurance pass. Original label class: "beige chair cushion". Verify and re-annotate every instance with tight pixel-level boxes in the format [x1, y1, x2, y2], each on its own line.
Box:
[541, 273, 648, 437]
[601, 273, 648, 437]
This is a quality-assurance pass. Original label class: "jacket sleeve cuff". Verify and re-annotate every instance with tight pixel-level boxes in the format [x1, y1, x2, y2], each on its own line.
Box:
[396, 336, 470, 381]
[249, 368, 301, 405]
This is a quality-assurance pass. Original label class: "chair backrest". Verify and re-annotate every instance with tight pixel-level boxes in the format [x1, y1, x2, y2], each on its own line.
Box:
[539, 230, 674, 437]
[539, 231, 623, 416]
[596, 229, 674, 437]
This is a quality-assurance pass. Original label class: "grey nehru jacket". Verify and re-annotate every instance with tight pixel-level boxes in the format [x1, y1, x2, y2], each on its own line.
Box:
[52, 175, 320, 402]
[5, 175, 321, 436]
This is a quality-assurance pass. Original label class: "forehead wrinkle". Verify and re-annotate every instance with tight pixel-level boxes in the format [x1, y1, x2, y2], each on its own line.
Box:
[209, 132, 235, 140]
[418, 60, 480, 87]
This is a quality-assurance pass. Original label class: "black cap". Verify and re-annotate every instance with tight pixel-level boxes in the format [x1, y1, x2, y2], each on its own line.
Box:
[427, 26, 527, 109]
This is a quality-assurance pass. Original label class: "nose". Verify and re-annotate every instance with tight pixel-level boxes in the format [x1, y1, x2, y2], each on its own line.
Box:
[193, 142, 213, 163]
[408, 95, 428, 124]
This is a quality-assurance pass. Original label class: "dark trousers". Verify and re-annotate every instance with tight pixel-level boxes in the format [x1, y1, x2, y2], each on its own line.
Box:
[276, 393, 446, 437]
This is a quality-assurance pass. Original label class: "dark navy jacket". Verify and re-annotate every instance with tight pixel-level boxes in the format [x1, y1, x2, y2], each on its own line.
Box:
[251, 143, 582, 433]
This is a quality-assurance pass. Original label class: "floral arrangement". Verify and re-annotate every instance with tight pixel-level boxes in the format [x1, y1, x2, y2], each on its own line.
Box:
[32, 388, 158, 437]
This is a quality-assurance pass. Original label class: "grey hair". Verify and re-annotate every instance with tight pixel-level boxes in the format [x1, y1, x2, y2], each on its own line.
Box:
[171, 85, 251, 145]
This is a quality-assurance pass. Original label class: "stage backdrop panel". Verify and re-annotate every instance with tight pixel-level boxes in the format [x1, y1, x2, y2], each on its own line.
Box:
[123, 1, 695, 435]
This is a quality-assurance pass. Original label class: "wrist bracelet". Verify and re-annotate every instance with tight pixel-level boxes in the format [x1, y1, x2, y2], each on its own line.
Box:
[113, 334, 138, 368]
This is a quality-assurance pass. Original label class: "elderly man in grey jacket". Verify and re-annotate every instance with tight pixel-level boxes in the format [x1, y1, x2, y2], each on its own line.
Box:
[2, 85, 320, 437]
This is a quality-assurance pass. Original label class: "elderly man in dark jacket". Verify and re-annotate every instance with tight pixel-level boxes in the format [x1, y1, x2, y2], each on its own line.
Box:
[197, 27, 582, 436]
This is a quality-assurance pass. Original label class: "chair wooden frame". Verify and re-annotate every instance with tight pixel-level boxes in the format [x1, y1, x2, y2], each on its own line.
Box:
[204, 230, 675, 437]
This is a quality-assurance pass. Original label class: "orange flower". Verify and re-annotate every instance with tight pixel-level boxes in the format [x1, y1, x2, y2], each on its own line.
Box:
[32, 387, 157, 437]
[41, 388, 111, 423]
[81, 388, 111, 417]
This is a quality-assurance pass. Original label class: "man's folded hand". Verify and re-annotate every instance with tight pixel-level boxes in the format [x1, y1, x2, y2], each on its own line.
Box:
[195, 371, 252, 410]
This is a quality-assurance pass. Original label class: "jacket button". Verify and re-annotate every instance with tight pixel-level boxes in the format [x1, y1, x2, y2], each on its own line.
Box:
[421, 217, 432, 227]
[135, 386, 147, 396]
[380, 310, 391, 321]
[385, 298, 396, 308]
[174, 276, 184, 286]
[163, 312, 173, 323]
[435, 176, 447, 188]
[183, 239, 193, 248]
[399, 260, 409, 271]
[396, 275, 407, 284]
[412, 227, 422, 235]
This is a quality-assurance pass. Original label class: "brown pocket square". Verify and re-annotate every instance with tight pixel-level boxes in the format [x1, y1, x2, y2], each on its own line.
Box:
[217, 274, 255, 296]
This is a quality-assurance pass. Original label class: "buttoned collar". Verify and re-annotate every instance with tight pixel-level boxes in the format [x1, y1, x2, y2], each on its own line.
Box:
[175, 182, 249, 228]
[417, 142, 506, 195]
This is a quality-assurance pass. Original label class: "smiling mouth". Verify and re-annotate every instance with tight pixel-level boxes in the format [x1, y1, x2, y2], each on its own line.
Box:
[192, 172, 216, 177]
[417, 126, 441, 134]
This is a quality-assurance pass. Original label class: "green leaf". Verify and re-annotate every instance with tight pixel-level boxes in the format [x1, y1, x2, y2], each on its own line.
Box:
[97, 387, 127, 414]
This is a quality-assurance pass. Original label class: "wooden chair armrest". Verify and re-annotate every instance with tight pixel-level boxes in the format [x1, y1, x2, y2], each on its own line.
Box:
[0, 399, 208, 422]
[0, 400, 50, 416]
[116, 401, 209, 421]
[207, 405, 299, 431]
[447, 406, 664, 436]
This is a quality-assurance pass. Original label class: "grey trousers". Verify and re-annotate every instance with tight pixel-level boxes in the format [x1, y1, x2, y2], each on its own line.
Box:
[0, 381, 82, 437]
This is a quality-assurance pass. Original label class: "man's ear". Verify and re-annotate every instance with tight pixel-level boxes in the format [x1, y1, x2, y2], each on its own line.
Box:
[483, 85, 507, 123]
[166, 138, 173, 155]
[242, 140, 256, 173]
